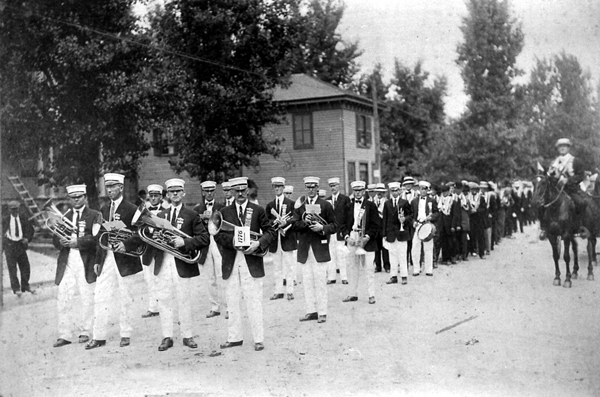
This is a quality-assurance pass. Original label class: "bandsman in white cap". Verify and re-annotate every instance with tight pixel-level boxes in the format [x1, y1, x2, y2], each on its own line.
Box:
[342, 181, 380, 304]
[139, 184, 165, 319]
[222, 181, 235, 206]
[366, 184, 377, 202]
[467, 182, 487, 259]
[325, 177, 351, 285]
[373, 183, 390, 273]
[381, 182, 413, 285]
[294, 176, 337, 324]
[213, 176, 275, 352]
[193, 180, 227, 319]
[265, 177, 297, 300]
[283, 185, 294, 199]
[52, 185, 102, 348]
[152, 178, 210, 351]
[86, 173, 145, 350]
[2, 200, 35, 297]
[402, 176, 418, 266]
[409, 180, 439, 276]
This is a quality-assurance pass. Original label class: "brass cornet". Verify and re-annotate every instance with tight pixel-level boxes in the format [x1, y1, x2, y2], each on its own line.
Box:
[270, 206, 292, 236]
[398, 208, 405, 232]
[301, 212, 328, 226]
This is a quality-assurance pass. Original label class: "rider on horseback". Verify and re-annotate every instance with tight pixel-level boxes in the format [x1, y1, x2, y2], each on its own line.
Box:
[540, 138, 589, 240]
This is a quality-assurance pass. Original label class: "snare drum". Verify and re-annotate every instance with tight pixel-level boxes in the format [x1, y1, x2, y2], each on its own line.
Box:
[416, 222, 436, 242]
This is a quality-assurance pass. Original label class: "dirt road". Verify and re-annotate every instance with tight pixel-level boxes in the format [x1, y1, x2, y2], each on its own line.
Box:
[1, 224, 599, 397]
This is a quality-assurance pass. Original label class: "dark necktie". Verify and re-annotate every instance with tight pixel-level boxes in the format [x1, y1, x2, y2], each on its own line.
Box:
[356, 199, 362, 205]
[109, 201, 116, 222]
[149, 206, 159, 211]
[393, 199, 397, 209]
[171, 208, 178, 226]
[238, 206, 244, 224]
[13, 215, 21, 240]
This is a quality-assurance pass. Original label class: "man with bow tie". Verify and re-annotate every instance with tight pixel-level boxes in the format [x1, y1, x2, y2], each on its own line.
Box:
[382, 182, 413, 285]
[342, 181, 380, 304]
[265, 177, 297, 300]
[402, 176, 418, 267]
[325, 177, 351, 285]
[373, 183, 390, 273]
[2, 200, 35, 297]
[53, 185, 102, 348]
[410, 180, 439, 276]
[294, 176, 337, 324]
[214, 177, 275, 352]
[86, 173, 144, 350]
[139, 183, 167, 319]
[153, 178, 209, 351]
[194, 180, 227, 318]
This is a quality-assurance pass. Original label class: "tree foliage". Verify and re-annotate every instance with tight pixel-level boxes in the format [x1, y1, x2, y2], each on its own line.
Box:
[0, 0, 150, 202]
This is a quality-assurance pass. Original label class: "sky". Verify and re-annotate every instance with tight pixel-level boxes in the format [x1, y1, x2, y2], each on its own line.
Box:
[338, 0, 600, 118]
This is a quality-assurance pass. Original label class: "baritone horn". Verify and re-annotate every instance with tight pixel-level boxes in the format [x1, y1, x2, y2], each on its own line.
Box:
[98, 220, 147, 257]
[133, 206, 201, 264]
[44, 203, 77, 241]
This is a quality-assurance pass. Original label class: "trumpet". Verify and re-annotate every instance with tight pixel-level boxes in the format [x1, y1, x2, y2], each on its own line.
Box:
[98, 219, 147, 257]
[133, 206, 201, 264]
[301, 212, 328, 226]
[207, 210, 268, 257]
[44, 203, 77, 241]
[270, 206, 292, 236]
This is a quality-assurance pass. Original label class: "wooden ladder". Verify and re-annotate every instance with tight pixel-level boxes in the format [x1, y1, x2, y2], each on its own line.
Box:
[6, 175, 45, 228]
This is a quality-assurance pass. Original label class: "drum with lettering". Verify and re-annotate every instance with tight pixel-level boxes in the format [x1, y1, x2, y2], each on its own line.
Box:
[416, 222, 436, 242]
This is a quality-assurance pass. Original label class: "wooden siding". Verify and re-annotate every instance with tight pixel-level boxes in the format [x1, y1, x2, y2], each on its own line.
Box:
[342, 109, 376, 192]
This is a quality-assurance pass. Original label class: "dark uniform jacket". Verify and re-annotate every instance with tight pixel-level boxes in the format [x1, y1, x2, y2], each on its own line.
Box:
[410, 196, 440, 239]
[325, 193, 352, 242]
[193, 200, 225, 265]
[214, 201, 275, 279]
[381, 197, 413, 242]
[53, 206, 102, 285]
[95, 199, 144, 277]
[344, 198, 381, 252]
[293, 196, 337, 264]
[152, 205, 209, 278]
[265, 196, 297, 252]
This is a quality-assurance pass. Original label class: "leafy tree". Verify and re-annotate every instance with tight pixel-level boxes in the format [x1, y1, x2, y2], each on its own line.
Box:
[526, 52, 600, 170]
[456, 0, 524, 127]
[291, 0, 362, 87]
[0, 0, 150, 203]
[139, 0, 301, 181]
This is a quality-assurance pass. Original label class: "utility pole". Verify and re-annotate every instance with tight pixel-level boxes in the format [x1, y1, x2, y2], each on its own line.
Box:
[371, 77, 382, 183]
[1, 114, 4, 308]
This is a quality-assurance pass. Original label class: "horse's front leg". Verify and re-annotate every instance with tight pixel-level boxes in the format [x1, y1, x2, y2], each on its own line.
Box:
[587, 236, 595, 281]
[549, 235, 561, 286]
[572, 238, 579, 279]
[563, 238, 572, 288]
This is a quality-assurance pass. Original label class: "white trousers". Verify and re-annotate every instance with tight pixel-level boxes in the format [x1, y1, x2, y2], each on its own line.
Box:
[57, 249, 95, 340]
[411, 238, 434, 275]
[205, 236, 226, 312]
[347, 250, 375, 298]
[225, 252, 264, 343]
[302, 248, 329, 315]
[271, 234, 295, 295]
[388, 240, 409, 278]
[327, 239, 348, 281]
[92, 251, 136, 340]
[156, 254, 193, 338]
[142, 258, 159, 313]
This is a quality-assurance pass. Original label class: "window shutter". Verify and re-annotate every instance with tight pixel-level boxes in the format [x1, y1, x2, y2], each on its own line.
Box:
[366, 116, 372, 146]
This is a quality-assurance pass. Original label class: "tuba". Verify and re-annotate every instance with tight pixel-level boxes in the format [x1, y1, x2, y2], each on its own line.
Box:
[207, 210, 268, 257]
[98, 220, 147, 257]
[133, 206, 201, 264]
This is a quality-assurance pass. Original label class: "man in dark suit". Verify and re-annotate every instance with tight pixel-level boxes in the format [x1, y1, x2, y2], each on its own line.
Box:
[373, 183, 390, 273]
[382, 182, 413, 285]
[139, 183, 168, 319]
[342, 181, 380, 304]
[468, 182, 488, 260]
[222, 181, 234, 207]
[410, 180, 440, 276]
[437, 184, 460, 265]
[2, 200, 35, 297]
[150, 178, 209, 351]
[53, 185, 102, 348]
[214, 176, 275, 352]
[86, 173, 144, 350]
[294, 176, 337, 324]
[265, 177, 297, 300]
[194, 180, 227, 318]
[325, 177, 351, 284]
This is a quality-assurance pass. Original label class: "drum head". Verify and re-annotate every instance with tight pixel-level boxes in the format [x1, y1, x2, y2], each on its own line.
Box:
[417, 223, 435, 242]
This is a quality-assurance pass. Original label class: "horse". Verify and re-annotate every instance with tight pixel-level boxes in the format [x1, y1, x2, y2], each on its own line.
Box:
[533, 172, 588, 288]
[575, 174, 600, 279]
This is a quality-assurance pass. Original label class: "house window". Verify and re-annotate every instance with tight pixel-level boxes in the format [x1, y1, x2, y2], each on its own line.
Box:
[356, 114, 372, 148]
[293, 113, 313, 149]
[347, 161, 356, 193]
[153, 131, 177, 156]
[359, 162, 369, 183]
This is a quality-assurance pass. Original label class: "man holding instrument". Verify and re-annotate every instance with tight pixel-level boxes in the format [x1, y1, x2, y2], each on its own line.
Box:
[214, 177, 275, 352]
[342, 181, 380, 304]
[325, 177, 351, 285]
[382, 182, 413, 285]
[86, 173, 144, 350]
[409, 180, 439, 277]
[265, 177, 297, 301]
[52, 184, 102, 348]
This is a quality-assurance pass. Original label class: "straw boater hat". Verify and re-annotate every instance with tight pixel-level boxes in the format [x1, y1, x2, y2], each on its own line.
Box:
[66, 184, 86, 197]
[271, 177, 285, 186]
[388, 181, 401, 190]
[367, 183, 376, 191]
[402, 176, 415, 186]
[222, 181, 232, 190]
[418, 180, 431, 189]
[165, 178, 185, 190]
[147, 184, 163, 194]
[104, 173, 124, 186]
[200, 181, 216, 191]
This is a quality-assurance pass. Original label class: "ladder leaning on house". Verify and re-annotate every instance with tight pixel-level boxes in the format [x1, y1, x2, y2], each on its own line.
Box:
[6, 175, 46, 228]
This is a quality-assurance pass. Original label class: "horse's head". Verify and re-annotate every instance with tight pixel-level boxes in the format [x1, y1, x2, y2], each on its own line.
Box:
[533, 165, 561, 208]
